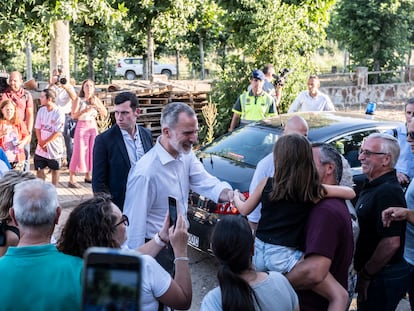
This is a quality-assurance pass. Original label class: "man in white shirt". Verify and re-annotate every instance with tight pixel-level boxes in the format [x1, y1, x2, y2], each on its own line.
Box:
[288, 75, 335, 113]
[48, 69, 77, 166]
[123, 102, 233, 273]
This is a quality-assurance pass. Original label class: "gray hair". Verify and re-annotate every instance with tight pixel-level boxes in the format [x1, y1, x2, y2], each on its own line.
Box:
[13, 179, 59, 227]
[0, 171, 36, 221]
[161, 102, 196, 129]
[312, 142, 343, 184]
[365, 133, 400, 168]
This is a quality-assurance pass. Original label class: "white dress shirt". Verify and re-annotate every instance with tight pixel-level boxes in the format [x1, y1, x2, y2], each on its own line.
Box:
[288, 90, 335, 113]
[123, 137, 232, 249]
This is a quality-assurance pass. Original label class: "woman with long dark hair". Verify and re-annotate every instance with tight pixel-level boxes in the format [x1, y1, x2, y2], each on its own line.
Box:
[201, 215, 299, 311]
[57, 193, 192, 310]
[68, 79, 107, 187]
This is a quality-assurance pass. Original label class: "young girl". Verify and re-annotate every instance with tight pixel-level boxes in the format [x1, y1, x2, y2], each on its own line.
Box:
[233, 133, 354, 311]
[0, 99, 30, 169]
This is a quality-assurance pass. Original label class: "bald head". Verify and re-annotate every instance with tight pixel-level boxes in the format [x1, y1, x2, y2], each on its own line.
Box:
[283, 115, 309, 137]
[8, 71, 23, 92]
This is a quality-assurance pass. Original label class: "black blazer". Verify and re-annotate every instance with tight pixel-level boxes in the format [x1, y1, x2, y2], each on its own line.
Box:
[92, 124, 153, 210]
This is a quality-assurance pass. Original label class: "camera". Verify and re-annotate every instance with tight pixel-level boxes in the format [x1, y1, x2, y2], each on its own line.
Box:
[55, 66, 67, 85]
[272, 68, 291, 87]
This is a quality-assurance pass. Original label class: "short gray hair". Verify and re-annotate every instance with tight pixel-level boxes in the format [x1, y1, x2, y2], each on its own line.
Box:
[365, 133, 400, 168]
[161, 102, 196, 129]
[312, 143, 343, 185]
[13, 179, 59, 227]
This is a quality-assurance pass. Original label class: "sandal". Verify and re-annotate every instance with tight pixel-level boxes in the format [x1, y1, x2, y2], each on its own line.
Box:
[68, 182, 80, 189]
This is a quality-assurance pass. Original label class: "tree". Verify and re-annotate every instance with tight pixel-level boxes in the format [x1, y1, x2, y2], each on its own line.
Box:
[329, 0, 414, 81]
[205, 0, 336, 139]
[122, 0, 196, 79]
[0, 0, 125, 80]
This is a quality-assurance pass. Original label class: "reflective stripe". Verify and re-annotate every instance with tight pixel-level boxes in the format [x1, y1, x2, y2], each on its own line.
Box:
[239, 91, 274, 121]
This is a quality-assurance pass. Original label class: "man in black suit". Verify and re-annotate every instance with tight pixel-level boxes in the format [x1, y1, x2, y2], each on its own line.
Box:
[92, 92, 153, 210]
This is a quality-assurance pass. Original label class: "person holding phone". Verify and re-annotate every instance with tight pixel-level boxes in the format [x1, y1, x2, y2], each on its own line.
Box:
[57, 194, 192, 311]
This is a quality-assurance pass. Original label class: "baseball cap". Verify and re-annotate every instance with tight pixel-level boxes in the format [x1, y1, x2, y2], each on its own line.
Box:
[252, 69, 265, 81]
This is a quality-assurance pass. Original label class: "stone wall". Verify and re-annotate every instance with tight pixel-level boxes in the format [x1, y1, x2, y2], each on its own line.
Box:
[320, 67, 414, 111]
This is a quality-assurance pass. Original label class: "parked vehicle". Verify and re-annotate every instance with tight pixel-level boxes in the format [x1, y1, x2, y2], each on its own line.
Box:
[187, 112, 402, 252]
[115, 57, 177, 80]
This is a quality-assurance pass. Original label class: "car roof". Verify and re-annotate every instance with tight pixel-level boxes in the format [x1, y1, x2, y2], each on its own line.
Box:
[254, 112, 402, 142]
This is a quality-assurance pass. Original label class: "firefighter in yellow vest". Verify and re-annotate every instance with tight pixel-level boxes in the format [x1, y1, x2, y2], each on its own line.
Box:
[229, 69, 276, 132]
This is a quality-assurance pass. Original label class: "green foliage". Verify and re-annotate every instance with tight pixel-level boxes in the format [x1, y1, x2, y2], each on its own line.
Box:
[206, 0, 333, 139]
[329, 0, 414, 74]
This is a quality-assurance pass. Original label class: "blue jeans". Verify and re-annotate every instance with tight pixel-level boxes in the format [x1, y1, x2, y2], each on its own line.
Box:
[253, 237, 303, 273]
[357, 260, 409, 311]
[63, 114, 73, 164]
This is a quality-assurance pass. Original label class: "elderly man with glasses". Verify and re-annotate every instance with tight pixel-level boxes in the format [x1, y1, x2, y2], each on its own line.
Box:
[354, 132, 409, 311]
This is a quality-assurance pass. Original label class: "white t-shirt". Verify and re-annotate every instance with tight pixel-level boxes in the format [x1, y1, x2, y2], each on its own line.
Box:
[140, 254, 172, 310]
[288, 90, 335, 113]
[35, 106, 65, 159]
[49, 84, 75, 115]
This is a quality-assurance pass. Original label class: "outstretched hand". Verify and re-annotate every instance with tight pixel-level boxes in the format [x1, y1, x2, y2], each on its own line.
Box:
[382, 207, 408, 227]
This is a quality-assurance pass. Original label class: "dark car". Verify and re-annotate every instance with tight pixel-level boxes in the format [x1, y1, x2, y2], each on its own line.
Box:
[187, 112, 402, 252]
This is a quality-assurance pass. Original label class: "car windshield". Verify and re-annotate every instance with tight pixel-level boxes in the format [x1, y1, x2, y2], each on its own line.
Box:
[201, 126, 282, 166]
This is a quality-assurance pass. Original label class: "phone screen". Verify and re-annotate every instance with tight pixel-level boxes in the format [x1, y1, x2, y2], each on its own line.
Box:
[168, 196, 178, 227]
[82, 248, 142, 311]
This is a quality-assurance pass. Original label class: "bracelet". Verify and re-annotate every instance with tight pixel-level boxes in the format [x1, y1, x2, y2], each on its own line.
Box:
[158, 232, 168, 244]
[174, 257, 189, 264]
[153, 232, 167, 247]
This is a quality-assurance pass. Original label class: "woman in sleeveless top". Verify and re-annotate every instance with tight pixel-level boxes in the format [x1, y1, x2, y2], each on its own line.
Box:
[68, 79, 107, 188]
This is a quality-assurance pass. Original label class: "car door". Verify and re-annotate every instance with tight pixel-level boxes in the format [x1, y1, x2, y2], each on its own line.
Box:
[327, 127, 395, 198]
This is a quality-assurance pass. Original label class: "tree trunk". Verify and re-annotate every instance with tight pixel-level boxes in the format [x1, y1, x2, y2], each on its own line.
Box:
[85, 34, 94, 80]
[372, 42, 381, 84]
[175, 50, 180, 80]
[25, 41, 33, 80]
[146, 27, 154, 80]
[199, 36, 205, 80]
[50, 20, 70, 80]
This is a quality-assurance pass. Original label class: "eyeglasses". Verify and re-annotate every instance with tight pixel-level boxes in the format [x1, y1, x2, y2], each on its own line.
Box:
[113, 214, 129, 227]
[358, 148, 388, 157]
[407, 132, 414, 140]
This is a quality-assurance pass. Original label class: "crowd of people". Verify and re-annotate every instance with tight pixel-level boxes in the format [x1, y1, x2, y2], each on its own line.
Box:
[0, 67, 413, 311]
[0, 69, 108, 187]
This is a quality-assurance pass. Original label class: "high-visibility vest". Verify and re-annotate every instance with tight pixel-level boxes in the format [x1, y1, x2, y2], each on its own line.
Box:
[239, 91, 275, 121]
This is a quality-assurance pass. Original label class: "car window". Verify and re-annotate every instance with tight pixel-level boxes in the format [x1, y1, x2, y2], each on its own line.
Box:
[132, 59, 142, 65]
[202, 126, 282, 166]
[329, 129, 380, 167]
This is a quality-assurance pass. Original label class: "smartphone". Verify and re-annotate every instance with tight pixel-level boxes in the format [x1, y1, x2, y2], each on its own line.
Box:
[168, 196, 178, 228]
[82, 247, 142, 311]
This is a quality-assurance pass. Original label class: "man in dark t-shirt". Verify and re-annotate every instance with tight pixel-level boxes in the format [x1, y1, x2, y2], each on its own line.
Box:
[287, 143, 354, 311]
[353, 133, 409, 311]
